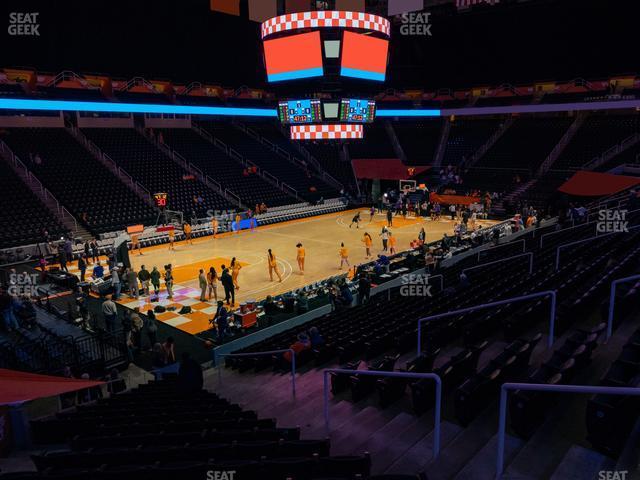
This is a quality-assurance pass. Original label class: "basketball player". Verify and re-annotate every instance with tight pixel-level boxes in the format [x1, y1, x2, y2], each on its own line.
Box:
[349, 211, 361, 228]
[183, 222, 193, 245]
[230, 257, 242, 290]
[388, 232, 397, 255]
[339, 243, 350, 270]
[362, 232, 373, 258]
[167, 228, 175, 250]
[369, 205, 375, 223]
[268, 249, 282, 282]
[131, 232, 143, 256]
[296, 243, 305, 274]
[235, 212, 242, 234]
[211, 217, 219, 238]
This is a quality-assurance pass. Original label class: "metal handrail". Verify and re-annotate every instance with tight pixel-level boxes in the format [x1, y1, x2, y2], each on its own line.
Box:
[606, 273, 640, 340]
[215, 349, 296, 398]
[323, 369, 442, 459]
[417, 291, 557, 355]
[464, 252, 534, 277]
[476, 238, 525, 261]
[539, 220, 597, 248]
[496, 383, 640, 479]
[555, 225, 640, 270]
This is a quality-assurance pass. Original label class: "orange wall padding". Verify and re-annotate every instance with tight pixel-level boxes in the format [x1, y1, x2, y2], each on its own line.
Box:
[429, 192, 480, 206]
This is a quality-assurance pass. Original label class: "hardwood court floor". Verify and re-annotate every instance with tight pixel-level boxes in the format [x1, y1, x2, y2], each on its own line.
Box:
[77, 209, 497, 334]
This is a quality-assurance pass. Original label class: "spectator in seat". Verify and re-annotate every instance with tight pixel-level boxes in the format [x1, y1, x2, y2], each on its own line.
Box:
[283, 333, 311, 362]
[309, 326, 324, 348]
[130, 307, 143, 352]
[297, 291, 309, 313]
[152, 342, 165, 368]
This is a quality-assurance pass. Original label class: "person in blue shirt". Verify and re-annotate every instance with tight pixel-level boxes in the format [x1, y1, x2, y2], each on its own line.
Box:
[212, 301, 229, 341]
[92, 261, 104, 279]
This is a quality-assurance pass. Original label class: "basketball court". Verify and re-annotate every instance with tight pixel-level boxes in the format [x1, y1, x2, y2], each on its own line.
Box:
[65, 208, 497, 335]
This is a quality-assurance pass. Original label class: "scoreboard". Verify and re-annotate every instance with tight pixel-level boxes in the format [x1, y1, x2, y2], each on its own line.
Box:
[340, 98, 376, 123]
[278, 99, 322, 124]
[153, 192, 167, 209]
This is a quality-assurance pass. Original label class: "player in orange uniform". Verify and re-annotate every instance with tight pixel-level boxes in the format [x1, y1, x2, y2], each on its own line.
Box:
[211, 217, 219, 238]
[183, 222, 193, 245]
[388, 231, 397, 255]
[339, 243, 349, 270]
[296, 243, 305, 274]
[167, 228, 175, 250]
[362, 232, 373, 258]
[268, 249, 282, 282]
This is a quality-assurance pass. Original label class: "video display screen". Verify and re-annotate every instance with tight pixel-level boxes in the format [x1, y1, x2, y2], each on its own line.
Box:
[263, 31, 324, 82]
[339, 98, 376, 123]
[278, 99, 322, 124]
[340, 31, 389, 82]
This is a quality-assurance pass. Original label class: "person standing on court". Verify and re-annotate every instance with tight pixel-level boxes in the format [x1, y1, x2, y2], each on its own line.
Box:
[78, 255, 87, 282]
[380, 226, 389, 252]
[267, 249, 283, 283]
[386, 208, 393, 227]
[150, 266, 161, 296]
[127, 267, 139, 299]
[138, 265, 151, 296]
[111, 266, 121, 300]
[339, 243, 350, 270]
[220, 265, 235, 306]
[164, 264, 174, 299]
[198, 269, 207, 302]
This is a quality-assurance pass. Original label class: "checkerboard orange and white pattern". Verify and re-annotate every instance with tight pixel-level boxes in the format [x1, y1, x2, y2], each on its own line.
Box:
[261, 11, 391, 39]
[290, 124, 363, 140]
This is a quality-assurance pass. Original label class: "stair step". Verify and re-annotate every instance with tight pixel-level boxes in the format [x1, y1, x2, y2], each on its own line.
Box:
[454, 433, 524, 480]
[424, 406, 498, 480]
[550, 445, 615, 480]
[385, 420, 463, 475]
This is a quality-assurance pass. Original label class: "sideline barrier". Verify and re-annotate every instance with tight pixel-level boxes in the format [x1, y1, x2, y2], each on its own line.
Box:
[495, 383, 640, 479]
[215, 349, 296, 398]
[323, 369, 442, 459]
[463, 252, 533, 277]
[417, 291, 557, 355]
[607, 273, 640, 340]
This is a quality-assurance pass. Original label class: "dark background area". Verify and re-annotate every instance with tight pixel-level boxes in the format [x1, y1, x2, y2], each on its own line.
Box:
[1, 0, 637, 90]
